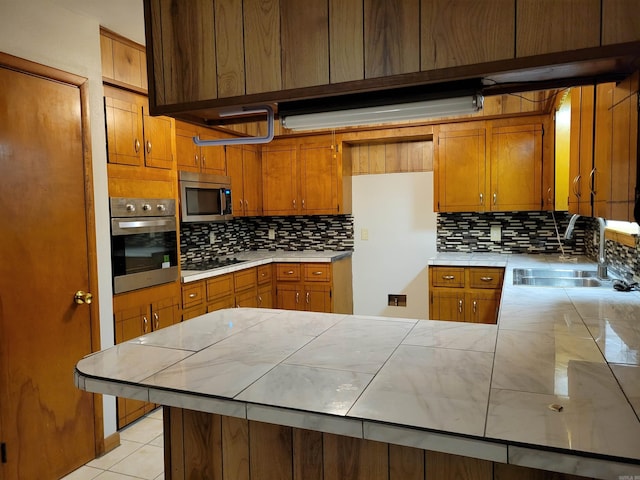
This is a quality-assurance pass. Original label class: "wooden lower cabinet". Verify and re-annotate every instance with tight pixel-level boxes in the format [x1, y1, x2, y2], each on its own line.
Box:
[113, 282, 180, 428]
[275, 257, 352, 314]
[429, 266, 504, 324]
[164, 407, 597, 480]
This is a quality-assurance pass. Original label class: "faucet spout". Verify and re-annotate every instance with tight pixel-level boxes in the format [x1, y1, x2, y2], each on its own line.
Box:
[564, 214, 580, 240]
[597, 217, 608, 279]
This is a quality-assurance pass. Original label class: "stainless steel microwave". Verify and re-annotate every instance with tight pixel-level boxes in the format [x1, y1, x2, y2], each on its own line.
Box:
[178, 171, 233, 223]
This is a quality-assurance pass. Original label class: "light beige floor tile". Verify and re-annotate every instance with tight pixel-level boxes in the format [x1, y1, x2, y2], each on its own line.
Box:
[154, 474, 164, 480]
[147, 407, 163, 420]
[149, 433, 164, 448]
[95, 471, 146, 480]
[87, 440, 143, 470]
[109, 444, 164, 480]
[120, 417, 164, 444]
[60, 465, 103, 480]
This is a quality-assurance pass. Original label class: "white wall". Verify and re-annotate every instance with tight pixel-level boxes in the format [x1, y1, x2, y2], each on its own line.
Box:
[352, 172, 437, 319]
[0, 0, 116, 437]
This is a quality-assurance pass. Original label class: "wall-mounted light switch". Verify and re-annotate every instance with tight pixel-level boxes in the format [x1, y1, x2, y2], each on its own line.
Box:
[361, 228, 369, 241]
[268, 229, 276, 240]
[490, 225, 501, 242]
[209, 232, 216, 244]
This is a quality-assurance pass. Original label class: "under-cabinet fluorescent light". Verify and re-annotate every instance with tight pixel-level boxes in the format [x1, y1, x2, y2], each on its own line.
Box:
[281, 94, 483, 131]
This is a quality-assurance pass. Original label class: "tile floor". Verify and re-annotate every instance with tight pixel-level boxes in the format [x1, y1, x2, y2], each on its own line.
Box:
[61, 409, 164, 480]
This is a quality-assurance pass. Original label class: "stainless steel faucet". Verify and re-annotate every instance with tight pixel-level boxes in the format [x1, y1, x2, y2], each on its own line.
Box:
[596, 217, 608, 279]
[563, 214, 608, 279]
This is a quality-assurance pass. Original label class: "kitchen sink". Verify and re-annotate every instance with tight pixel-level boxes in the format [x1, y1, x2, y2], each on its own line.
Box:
[513, 268, 602, 287]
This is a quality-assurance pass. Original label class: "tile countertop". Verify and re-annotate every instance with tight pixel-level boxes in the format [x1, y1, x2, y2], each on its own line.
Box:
[181, 250, 352, 283]
[76, 253, 640, 480]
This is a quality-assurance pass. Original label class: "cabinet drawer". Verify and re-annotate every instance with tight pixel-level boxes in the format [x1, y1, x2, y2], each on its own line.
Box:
[304, 263, 331, 282]
[257, 264, 272, 285]
[468, 268, 504, 289]
[234, 267, 257, 292]
[182, 304, 206, 322]
[431, 267, 465, 288]
[276, 263, 301, 281]
[182, 282, 204, 309]
[206, 274, 233, 301]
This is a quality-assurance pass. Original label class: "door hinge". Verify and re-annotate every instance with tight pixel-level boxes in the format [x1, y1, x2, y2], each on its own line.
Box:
[1, 442, 7, 463]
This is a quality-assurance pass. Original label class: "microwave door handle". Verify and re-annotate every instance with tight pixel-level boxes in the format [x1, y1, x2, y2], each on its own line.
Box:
[220, 188, 226, 214]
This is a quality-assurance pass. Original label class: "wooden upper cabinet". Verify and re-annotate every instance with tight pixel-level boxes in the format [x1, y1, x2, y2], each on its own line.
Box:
[227, 145, 263, 217]
[516, 0, 600, 57]
[280, 0, 329, 89]
[364, 0, 420, 78]
[435, 127, 486, 212]
[244, 0, 282, 94]
[421, 0, 514, 70]
[300, 143, 339, 215]
[262, 143, 298, 215]
[101, 28, 148, 92]
[329, 0, 364, 83]
[175, 121, 226, 175]
[568, 85, 596, 216]
[602, 0, 640, 45]
[142, 106, 173, 169]
[105, 95, 144, 167]
[489, 123, 543, 211]
[215, 0, 246, 98]
[154, 0, 217, 104]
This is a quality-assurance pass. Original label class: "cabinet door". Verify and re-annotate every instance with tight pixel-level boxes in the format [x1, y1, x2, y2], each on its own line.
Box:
[142, 109, 174, 169]
[263, 144, 298, 215]
[207, 274, 234, 302]
[105, 96, 143, 166]
[182, 304, 206, 321]
[175, 125, 200, 172]
[467, 292, 500, 324]
[436, 128, 486, 212]
[114, 305, 149, 343]
[226, 145, 246, 215]
[304, 284, 332, 313]
[429, 290, 465, 322]
[257, 283, 273, 309]
[242, 145, 263, 216]
[235, 288, 258, 308]
[199, 144, 226, 176]
[207, 296, 235, 313]
[569, 86, 595, 216]
[152, 297, 180, 330]
[276, 283, 302, 311]
[300, 143, 339, 214]
[490, 124, 542, 211]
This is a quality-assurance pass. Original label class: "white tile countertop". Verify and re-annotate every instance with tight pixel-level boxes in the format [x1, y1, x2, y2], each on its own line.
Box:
[76, 254, 640, 480]
[181, 250, 352, 283]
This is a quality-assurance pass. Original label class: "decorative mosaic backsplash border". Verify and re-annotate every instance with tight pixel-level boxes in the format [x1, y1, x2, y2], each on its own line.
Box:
[180, 215, 354, 266]
[438, 211, 639, 280]
[437, 211, 587, 255]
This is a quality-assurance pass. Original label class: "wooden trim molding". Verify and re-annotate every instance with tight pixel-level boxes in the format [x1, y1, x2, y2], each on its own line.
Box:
[605, 228, 637, 248]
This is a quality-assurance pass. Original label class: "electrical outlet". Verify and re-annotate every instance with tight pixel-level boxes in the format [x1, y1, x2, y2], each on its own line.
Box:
[361, 228, 369, 241]
[209, 232, 216, 244]
[268, 229, 276, 240]
[490, 225, 501, 242]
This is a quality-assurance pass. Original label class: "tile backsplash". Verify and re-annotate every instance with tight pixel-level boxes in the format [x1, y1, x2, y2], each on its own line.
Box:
[180, 215, 354, 266]
[437, 211, 639, 280]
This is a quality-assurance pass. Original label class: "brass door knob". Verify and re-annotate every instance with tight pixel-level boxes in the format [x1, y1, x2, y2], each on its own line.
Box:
[74, 290, 93, 305]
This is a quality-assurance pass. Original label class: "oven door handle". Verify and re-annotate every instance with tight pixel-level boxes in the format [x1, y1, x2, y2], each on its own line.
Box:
[112, 218, 176, 235]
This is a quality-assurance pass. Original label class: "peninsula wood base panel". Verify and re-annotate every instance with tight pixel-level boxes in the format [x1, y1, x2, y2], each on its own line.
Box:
[163, 407, 595, 480]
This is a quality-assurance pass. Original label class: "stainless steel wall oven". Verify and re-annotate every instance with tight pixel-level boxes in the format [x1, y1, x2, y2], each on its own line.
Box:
[110, 197, 179, 294]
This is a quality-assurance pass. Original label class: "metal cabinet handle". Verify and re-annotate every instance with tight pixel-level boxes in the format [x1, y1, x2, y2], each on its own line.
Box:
[239, 199, 244, 208]
[189, 292, 197, 298]
[143, 315, 148, 333]
[194, 154, 199, 165]
[134, 139, 141, 153]
[590, 167, 597, 195]
[547, 187, 552, 205]
[293, 199, 296, 208]
[146, 140, 152, 154]
[286, 270, 294, 275]
[572, 176, 579, 196]
[245, 199, 249, 208]
[258, 295, 262, 305]
[302, 199, 305, 209]
[442, 275, 455, 280]
[153, 312, 159, 330]
[458, 299, 463, 313]
[473, 300, 477, 313]
[493, 192, 497, 205]
[295, 292, 299, 304]
[479, 193, 484, 205]
[480, 276, 493, 282]
[575, 174, 582, 197]
[306, 292, 310, 304]
[312, 271, 323, 276]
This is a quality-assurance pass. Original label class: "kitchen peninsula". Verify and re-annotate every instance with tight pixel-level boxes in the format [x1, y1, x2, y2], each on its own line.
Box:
[76, 254, 640, 480]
